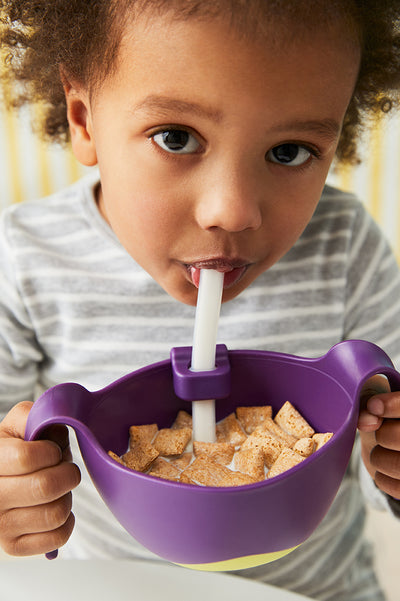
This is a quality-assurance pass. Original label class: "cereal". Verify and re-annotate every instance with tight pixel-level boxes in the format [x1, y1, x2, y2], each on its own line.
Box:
[219, 471, 257, 487]
[108, 450, 126, 466]
[236, 405, 273, 434]
[312, 432, 333, 450]
[129, 423, 158, 447]
[108, 400, 334, 486]
[241, 429, 286, 468]
[148, 457, 181, 481]
[171, 410, 193, 430]
[234, 448, 265, 481]
[153, 426, 192, 456]
[122, 441, 159, 472]
[259, 417, 298, 448]
[216, 412, 247, 446]
[180, 454, 232, 487]
[274, 401, 315, 438]
[169, 452, 192, 470]
[293, 437, 315, 457]
[193, 441, 235, 465]
[267, 448, 305, 479]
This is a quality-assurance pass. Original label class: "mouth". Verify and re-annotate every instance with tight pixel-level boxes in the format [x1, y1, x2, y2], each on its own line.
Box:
[184, 259, 250, 289]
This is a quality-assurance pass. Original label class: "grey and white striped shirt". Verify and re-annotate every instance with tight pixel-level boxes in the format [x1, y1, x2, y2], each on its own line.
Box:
[1, 172, 399, 600]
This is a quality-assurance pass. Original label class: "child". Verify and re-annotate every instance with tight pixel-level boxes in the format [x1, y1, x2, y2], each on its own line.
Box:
[0, 1, 400, 599]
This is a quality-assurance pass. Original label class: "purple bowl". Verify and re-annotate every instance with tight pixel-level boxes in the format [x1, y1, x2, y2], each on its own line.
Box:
[25, 340, 400, 570]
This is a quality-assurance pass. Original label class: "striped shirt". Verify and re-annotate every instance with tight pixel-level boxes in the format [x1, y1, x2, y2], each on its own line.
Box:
[1, 172, 400, 600]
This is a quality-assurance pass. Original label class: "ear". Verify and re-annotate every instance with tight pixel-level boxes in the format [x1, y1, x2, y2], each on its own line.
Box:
[61, 70, 98, 167]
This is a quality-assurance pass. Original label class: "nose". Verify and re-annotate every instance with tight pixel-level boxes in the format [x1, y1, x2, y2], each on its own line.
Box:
[195, 166, 263, 233]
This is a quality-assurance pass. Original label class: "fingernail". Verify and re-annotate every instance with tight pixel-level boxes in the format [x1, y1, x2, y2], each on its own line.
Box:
[367, 398, 385, 416]
[358, 413, 380, 427]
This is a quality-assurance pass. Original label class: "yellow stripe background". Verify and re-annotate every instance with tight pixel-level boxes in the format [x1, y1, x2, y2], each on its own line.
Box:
[0, 106, 90, 211]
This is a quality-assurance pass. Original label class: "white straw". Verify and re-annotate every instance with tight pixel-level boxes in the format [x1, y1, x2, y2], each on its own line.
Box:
[191, 269, 224, 442]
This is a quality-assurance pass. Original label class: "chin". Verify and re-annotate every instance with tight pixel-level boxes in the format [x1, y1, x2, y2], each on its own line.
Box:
[165, 282, 199, 306]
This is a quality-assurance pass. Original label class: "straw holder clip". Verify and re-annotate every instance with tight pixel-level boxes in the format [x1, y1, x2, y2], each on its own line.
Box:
[170, 344, 231, 401]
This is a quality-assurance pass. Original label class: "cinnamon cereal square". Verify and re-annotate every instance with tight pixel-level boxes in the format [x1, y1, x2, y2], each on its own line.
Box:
[107, 450, 126, 466]
[219, 471, 257, 487]
[267, 447, 305, 478]
[169, 452, 192, 470]
[171, 410, 193, 430]
[260, 417, 298, 447]
[216, 413, 247, 446]
[122, 441, 159, 472]
[241, 429, 286, 468]
[129, 423, 158, 447]
[180, 454, 231, 487]
[312, 432, 333, 450]
[148, 457, 181, 481]
[153, 426, 192, 456]
[274, 401, 315, 438]
[234, 448, 265, 480]
[236, 405, 273, 434]
[267, 448, 305, 479]
[293, 437, 315, 457]
[193, 441, 235, 465]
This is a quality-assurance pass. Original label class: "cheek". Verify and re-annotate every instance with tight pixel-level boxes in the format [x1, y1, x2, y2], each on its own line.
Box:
[272, 201, 317, 246]
[109, 191, 182, 260]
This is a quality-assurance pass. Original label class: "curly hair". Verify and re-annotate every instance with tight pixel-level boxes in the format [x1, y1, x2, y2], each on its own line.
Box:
[1, 0, 400, 164]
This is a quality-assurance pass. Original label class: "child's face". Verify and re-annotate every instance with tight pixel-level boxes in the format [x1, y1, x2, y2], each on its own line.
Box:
[66, 12, 360, 305]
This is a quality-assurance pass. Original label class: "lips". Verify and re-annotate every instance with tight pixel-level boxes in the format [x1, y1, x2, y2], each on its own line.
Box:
[186, 259, 249, 289]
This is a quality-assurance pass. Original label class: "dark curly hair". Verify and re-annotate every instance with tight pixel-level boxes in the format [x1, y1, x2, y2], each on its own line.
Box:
[1, 0, 400, 164]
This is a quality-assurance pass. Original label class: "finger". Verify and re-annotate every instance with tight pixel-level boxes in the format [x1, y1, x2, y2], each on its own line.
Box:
[0, 462, 81, 510]
[0, 438, 62, 476]
[40, 425, 72, 462]
[1, 512, 75, 557]
[370, 445, 400, 480]
[357, 409, 383, 433]
[0, 493, 73, 539]
[374, 472, 400, 500]
[367, 391, 400, 419]
[375, 419, 400, 451]
[0, 401, 34, 439]
[0, 402, 71, 462]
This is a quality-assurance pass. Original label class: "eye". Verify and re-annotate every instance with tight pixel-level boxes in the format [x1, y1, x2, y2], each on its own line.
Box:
[151, 129, 201, 154]
[266, 143, 313, 167]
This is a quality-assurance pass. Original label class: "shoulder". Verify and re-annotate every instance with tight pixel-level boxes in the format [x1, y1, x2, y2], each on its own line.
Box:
[280, 184, 392, 271]
[303, 184, 382, 244]
[313, 184, 369, 222]
[1, 171, 99, 224]
[0, 171, 100, 246]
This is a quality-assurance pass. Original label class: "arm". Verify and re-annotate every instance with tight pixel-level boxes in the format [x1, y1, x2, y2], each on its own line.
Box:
[340, 201, 400, 508]
[0, 209, 81, 555]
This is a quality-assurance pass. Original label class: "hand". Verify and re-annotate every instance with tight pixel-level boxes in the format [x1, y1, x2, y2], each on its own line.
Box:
[358, 377, 400, 500]
[0, 401, 81, 556]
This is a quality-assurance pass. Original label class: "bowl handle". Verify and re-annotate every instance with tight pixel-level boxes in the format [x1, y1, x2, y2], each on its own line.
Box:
[316, 340, 400, 400]
[25, 382, 93, 442]
[25, 382, 93, 560]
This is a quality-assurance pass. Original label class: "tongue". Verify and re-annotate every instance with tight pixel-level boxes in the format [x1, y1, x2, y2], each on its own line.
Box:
[191, 265, 247, 289]
[190, 266, 202, 288]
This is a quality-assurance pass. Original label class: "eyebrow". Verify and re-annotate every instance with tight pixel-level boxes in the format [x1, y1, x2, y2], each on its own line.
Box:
[131, 95, 223, 122]
[269, 118, 341, 141]
[131, 95, 341, 141]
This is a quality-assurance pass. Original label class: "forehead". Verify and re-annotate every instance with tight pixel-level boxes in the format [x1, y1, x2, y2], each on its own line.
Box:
[95, 8, 360, 133]
[119, 0, 361, 42]
[111, 2, 361, 85]
[108, 0, 362, 87]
